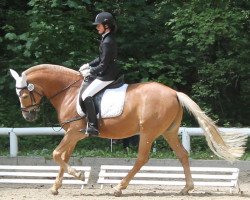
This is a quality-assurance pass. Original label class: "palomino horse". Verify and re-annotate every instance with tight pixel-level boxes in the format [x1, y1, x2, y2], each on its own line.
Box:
[10, 64, 246, 196]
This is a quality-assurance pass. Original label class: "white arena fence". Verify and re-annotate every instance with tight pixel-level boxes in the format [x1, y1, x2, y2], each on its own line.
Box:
[98, 165, 240, 193]
[0, 164, 240, 193]
[0, 165, 91, 188]
[0, 127, 249, 157]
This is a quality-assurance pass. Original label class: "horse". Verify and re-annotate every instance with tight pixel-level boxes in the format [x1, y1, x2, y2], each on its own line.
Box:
[10, 64, 246, 196]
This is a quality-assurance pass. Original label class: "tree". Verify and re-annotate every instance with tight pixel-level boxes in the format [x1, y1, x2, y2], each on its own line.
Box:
[0, 0, 249, 127]
[166, 0, 250, 125]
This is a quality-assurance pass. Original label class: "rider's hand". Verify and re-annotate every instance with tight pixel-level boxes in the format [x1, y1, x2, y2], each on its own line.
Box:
[79, 63, 90, 71]
[80, 69, 91, 77]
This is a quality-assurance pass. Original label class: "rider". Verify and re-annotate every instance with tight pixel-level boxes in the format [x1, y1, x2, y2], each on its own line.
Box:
[79, 12, 120, 136]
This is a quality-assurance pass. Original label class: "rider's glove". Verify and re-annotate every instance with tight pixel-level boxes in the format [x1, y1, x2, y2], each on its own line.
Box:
[80, 69, 91, 77]
[79, 63, 90, 71]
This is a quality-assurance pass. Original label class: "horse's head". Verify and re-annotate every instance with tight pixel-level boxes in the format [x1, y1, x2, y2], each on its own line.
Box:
[10, 69, 43, 122]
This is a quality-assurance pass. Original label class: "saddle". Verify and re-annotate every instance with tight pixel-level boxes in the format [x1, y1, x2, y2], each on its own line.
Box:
[79, 75, 125, 116]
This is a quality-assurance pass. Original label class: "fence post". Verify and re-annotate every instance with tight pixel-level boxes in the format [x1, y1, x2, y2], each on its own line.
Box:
[9, 131, 18, 157]
[181, 128, 191, 153]
[110, 139, 113, 152]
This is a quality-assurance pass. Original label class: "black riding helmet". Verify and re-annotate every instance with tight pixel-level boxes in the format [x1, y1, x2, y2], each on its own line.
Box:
[93, 12, 117, 32]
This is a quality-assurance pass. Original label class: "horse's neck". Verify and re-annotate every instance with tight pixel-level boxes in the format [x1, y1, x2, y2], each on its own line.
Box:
[30, 68, 79, 107]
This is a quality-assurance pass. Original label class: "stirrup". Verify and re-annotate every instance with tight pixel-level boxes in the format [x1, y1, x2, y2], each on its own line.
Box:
[80, 123, 99, 137]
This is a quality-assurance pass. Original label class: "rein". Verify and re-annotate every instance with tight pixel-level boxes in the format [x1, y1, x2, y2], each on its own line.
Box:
[41, 78, 84, 131]
[47, 78, 82, 101]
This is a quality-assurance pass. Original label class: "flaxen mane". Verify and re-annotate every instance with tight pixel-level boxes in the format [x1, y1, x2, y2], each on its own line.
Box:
[24, 64, 78, 76]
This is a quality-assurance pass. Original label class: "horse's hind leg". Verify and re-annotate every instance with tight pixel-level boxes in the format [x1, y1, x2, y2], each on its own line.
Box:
[162, 114, 194, 194]
[113, 134, 154, 197]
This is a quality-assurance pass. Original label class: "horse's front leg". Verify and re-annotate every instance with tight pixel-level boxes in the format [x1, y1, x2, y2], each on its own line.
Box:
[50, 151, 76, 195]
[113, 135, 153, 197]
[50, 131, 86, 195]
[51, 164, 65, 195]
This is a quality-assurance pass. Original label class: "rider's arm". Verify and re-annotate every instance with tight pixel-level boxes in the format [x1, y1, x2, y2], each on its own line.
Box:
[89, 57, 100, 67]
[90, 42, 112, 76]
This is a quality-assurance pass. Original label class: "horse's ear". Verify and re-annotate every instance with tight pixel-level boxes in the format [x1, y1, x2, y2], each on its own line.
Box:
[9, 69, 20, 81]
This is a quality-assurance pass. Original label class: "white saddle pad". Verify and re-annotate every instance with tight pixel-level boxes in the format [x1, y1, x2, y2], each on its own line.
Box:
[76, 84, 128, 118]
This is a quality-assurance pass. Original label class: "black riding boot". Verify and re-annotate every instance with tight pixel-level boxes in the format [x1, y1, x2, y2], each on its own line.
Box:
[82, 96, 99, 136]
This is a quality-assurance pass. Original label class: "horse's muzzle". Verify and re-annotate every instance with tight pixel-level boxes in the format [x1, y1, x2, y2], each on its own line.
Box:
[22, 107, 40, 122]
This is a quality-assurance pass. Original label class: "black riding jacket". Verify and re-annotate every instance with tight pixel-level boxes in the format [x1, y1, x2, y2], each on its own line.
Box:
[89, 32, 119, 81]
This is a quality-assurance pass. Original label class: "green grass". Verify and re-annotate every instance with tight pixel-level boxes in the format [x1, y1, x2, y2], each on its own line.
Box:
[0, 136, 249, 161]
[1, 146, 249, 161]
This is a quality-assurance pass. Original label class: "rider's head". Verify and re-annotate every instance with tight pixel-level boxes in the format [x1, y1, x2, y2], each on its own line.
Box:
[93, 12, 117, 34]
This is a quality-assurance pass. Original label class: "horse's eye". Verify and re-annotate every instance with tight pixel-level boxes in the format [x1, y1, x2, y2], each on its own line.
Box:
[22, 94, 29, 99]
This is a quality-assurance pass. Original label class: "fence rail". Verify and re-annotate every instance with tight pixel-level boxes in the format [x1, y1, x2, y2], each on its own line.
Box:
[0, 127, 249, 157]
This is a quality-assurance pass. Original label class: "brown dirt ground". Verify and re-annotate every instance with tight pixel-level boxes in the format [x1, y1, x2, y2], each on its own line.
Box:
[0, 171, 249, 200]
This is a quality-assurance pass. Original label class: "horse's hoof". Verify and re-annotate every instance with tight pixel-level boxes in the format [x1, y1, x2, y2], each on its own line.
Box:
[50, 188, 59, 195]
[179, 189, 189, 195]
[76, 171, 85, 181]
[180, 185, 194, 195]
[114, 188, 122, 197]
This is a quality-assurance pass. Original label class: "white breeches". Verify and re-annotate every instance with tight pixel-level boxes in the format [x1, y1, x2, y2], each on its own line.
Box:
[81, 79, 113, 101]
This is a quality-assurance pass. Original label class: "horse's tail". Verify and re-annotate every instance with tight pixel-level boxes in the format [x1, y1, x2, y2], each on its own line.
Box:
[176, 92, 247, 161]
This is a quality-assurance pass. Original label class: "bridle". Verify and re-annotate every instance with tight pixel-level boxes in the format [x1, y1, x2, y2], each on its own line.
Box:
[17, 79, 82, 113]
[17, 82, 43, 113]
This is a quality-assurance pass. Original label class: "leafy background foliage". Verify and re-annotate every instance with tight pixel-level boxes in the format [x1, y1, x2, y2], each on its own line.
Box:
[0, 0, 249, 156]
